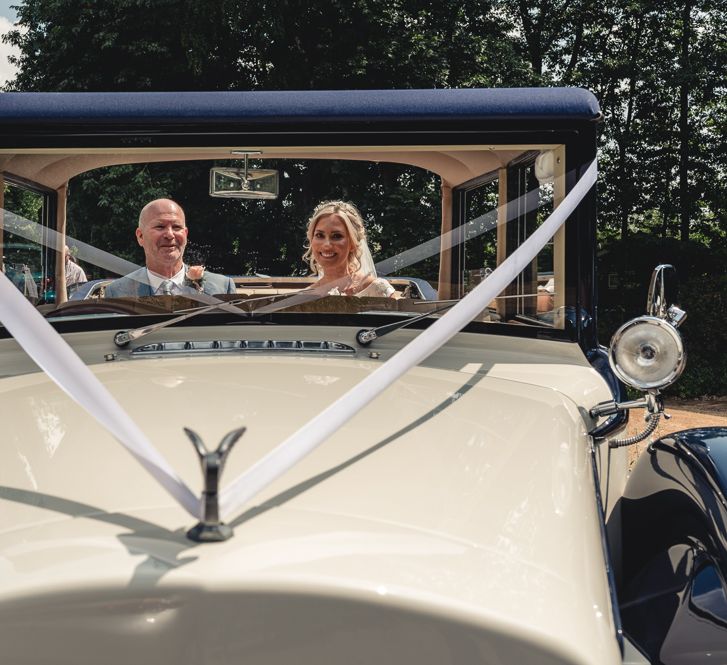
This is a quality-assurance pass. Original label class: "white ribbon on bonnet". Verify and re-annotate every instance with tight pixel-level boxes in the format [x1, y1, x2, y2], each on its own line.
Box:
[0, 272, 200, 518]
[0, 161, 596, 523]
[219, 161, 598, 518]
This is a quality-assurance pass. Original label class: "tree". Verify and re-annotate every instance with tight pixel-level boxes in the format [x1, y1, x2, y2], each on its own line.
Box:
[5, 0, 241, 92]
[3, 0, 527, 277]
[502, 0, 725, 247]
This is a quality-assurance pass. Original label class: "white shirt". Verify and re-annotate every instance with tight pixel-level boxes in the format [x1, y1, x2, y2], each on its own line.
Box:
[146, 265, 187, 294]
[65, 260, 87, 286]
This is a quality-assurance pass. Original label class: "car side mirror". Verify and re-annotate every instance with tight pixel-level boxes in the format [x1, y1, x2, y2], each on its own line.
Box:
[646, 264, 686, 328]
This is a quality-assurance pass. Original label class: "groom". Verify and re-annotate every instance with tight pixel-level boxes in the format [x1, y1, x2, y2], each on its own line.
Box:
[104, 199, 236, 298]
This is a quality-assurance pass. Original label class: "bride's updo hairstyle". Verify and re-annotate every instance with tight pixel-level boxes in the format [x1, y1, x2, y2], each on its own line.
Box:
[303, 200, 367, 276]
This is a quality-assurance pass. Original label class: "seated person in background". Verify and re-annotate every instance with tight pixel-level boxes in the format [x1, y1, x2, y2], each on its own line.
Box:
[537, 277, 555, 314]
[64, 245, 87, 296]
[104, 198, 235, 297]
[303, 200, 398, 298]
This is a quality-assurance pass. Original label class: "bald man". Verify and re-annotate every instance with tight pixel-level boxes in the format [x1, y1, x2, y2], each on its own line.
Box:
[104, 199, 236, 298]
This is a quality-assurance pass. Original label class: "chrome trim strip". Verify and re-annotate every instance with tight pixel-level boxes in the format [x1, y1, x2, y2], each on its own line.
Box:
[590, 438, 625, 657]
[130, 340, 356, 357]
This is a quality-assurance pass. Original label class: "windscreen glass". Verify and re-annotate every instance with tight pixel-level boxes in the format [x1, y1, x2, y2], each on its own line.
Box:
[0, 148, 566, 330]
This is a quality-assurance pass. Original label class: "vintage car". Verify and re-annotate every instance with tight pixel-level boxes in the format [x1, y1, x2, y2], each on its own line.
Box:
[0, 88, 722, 664]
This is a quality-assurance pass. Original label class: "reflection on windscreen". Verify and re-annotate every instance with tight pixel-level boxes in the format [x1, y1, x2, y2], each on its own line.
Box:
[1, 153, 564, 329]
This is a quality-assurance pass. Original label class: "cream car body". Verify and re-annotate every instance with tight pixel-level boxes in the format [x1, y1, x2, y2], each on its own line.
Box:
[0, 328, 620, 664]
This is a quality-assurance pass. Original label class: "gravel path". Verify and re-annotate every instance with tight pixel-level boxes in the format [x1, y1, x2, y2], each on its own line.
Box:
[627, 397, 727, 466]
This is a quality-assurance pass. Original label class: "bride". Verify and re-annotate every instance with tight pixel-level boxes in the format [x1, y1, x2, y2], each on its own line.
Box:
[303, 200, 398, 298]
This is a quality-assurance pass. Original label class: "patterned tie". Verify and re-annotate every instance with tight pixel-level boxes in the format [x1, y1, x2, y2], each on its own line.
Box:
[159, 279, 174, 295]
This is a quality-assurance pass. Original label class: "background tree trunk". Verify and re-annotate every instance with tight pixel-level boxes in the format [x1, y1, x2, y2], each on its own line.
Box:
[679, 0, 692, 242]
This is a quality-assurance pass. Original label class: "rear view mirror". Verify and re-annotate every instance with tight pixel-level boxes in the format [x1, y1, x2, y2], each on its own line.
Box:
[209, 166, 278, 199]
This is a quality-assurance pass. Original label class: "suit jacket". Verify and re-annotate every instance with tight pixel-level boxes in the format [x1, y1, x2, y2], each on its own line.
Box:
[104, 267, 236, 298]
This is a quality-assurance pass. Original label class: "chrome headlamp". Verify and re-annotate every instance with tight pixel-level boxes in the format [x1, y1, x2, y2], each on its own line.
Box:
[609, 315, 686, 391]
[591, 265, 688, 447]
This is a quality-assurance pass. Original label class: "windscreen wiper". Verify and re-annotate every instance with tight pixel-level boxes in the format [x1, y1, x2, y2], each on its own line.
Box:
[113, 298, 248, 347]
[113, 291, 310, 348]
[356, 303, 457, 346]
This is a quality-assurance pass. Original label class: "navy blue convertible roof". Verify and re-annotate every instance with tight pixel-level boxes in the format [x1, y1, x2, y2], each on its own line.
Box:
[0, 88, 600, 125]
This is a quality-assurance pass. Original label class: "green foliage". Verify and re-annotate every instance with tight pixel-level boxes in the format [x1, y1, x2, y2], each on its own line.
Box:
[500, 0, 725, 244]
[228, 0, 528, 90]
[598, 234, 727, 397]
[5, 0, 240, 91]
[4, 0, 526, 91]
[3, 183, 44, 227]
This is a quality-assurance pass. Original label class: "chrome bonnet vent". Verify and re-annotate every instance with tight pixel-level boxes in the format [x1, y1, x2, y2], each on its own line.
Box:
[130, 340, 356, 357]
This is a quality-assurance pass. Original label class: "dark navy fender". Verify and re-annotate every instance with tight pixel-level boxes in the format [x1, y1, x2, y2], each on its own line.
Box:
[619, 427, 727, 664]
[587, 346, 629, 438]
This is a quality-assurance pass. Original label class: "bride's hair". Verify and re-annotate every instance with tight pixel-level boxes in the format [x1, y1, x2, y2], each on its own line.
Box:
[303, 200, 369, 276]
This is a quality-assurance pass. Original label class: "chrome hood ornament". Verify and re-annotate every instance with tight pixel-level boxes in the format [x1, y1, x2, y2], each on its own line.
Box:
[185, 426, 246, 542]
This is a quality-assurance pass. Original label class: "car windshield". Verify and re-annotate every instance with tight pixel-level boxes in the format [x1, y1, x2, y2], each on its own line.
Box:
[1, 144, 567, 332]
